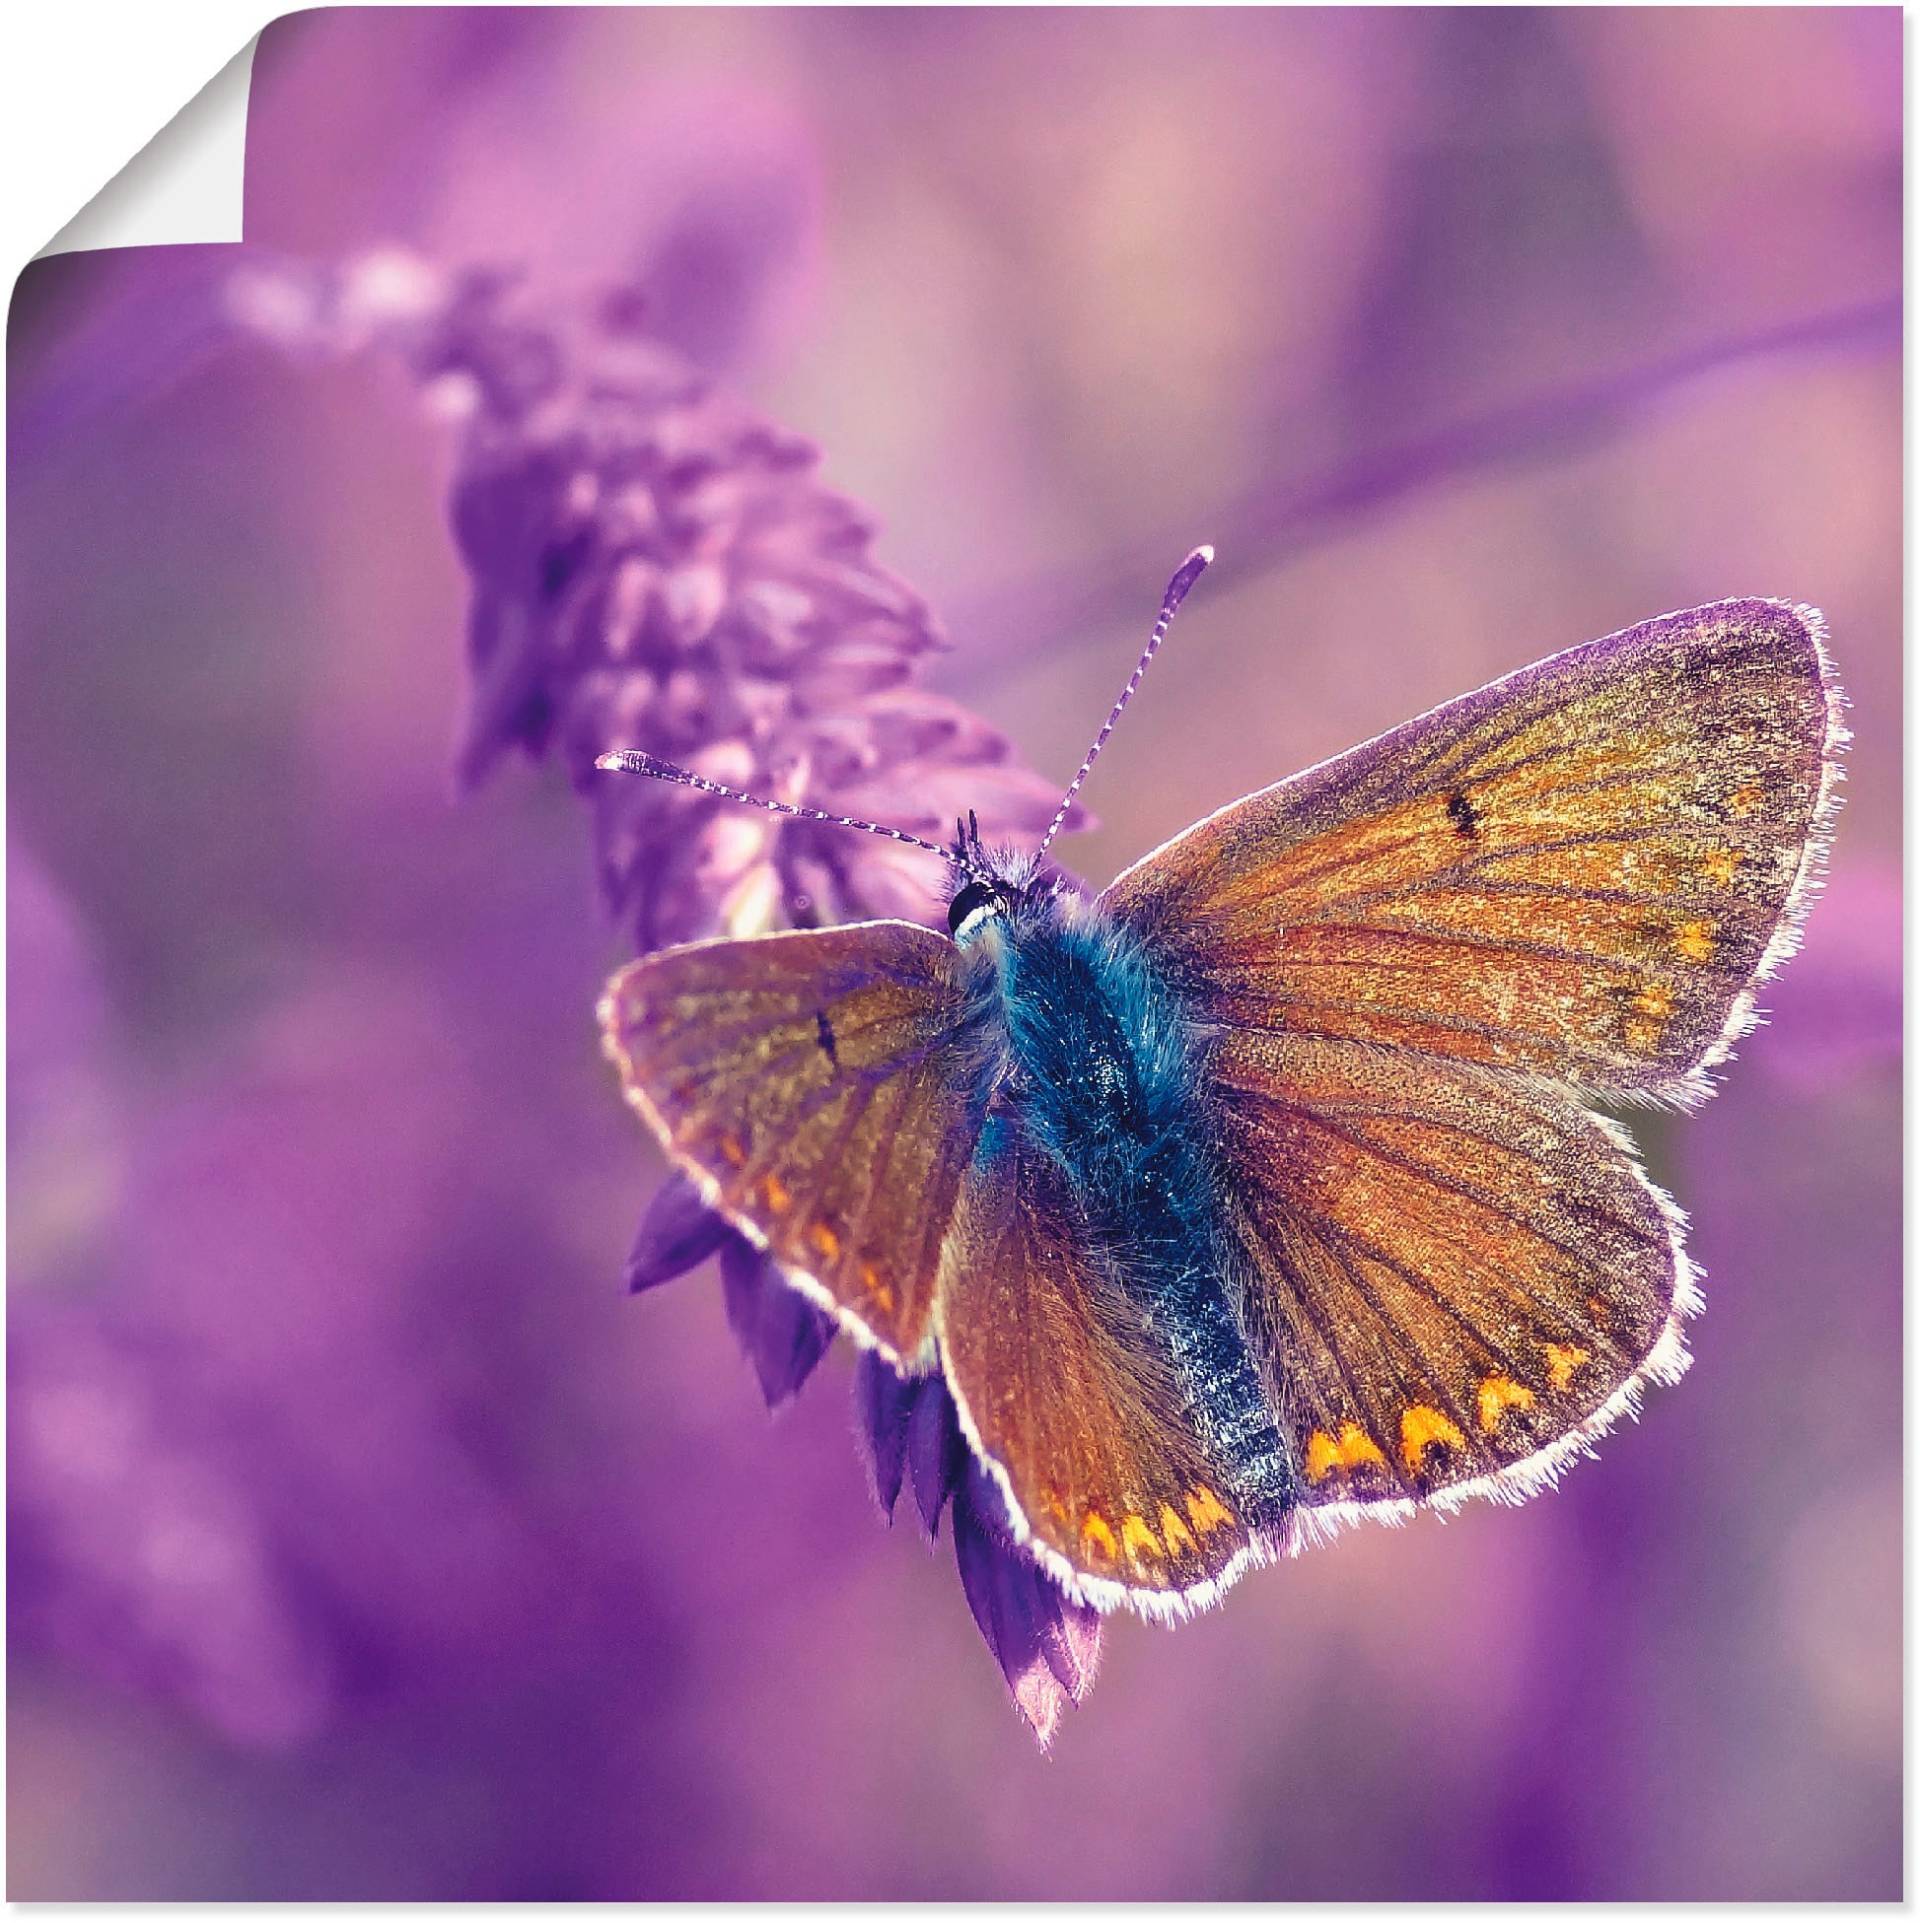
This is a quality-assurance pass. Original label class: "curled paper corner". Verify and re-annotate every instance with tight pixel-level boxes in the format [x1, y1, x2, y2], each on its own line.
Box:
[37, 35, 258, 259]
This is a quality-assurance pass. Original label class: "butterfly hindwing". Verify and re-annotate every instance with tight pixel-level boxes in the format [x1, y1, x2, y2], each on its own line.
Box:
[1210, 1030, 1691, 1529]
[600, 921, 997, 1363]
[1102, 600, 1843, 1104]
[936, 1111, 1261, 1608]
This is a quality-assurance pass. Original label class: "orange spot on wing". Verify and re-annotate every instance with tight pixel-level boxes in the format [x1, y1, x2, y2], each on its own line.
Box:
[1186, 1485, 1235, 1535]
[1476, 1375, 1536, 1432]
[1400, 1405, 1467, 1473]
[806, 1221, 840, 1261]
[1625, 981, 1674, 1052]
[1586, 1295, 1612, 1329]
[858, 1261, 894, 1314]
[718, 1134, 748, 1167]
[1120, 1514, 1163, 1563]
[1702, 848, 1743, 886]
[1158, 1503, 1197, 1555]
[759, 1172, 792, 1213]
[1728, 783, 1763, 818]
[1305, 1423, 1388, 1482]
[1544, 1342, 1591, 1391]
[1081, 1513, 1117, 1561]
[1673, 919, 1716, 963]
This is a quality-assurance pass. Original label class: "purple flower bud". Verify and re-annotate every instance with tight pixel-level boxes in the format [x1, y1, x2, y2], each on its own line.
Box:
[851, 1352, 924, 1520]
[718, 1237, 835, 1410]
[953, 1465, 1103, 1749]
[907, 1376, 967, 1540]
[625, 1172, 730, 1293]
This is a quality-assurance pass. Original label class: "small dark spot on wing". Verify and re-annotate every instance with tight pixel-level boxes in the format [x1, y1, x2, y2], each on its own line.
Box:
[816, 1011, 838, 1068]
[1445, 791, 1481, 839]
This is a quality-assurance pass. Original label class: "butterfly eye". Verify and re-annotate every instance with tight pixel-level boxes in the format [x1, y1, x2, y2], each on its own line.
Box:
[947, 879, 1004, 940]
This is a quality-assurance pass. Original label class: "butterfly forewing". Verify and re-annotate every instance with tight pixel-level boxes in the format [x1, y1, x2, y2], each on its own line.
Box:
[600, 921, 998, 1363]
[937, 1112, 1260, 1606]
[1102, 600, 1843, 1103]
[1206, 1031, 1690, 1524]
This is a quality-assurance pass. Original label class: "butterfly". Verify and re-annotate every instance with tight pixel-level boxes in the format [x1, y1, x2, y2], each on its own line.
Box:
[596, 549, 1844, 1619]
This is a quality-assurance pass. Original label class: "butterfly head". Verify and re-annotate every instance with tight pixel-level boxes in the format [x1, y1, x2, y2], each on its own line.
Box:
[946, 817, 1046, 946]
[946, 875, 1013, 945]
[945, 863, 1048, 946]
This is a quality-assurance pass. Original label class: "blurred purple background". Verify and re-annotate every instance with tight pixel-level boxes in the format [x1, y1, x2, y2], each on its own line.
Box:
[8, 7, 1900, 1900]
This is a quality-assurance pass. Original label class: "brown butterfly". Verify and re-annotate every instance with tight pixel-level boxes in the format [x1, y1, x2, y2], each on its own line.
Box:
[599, 555, 1844, 1618]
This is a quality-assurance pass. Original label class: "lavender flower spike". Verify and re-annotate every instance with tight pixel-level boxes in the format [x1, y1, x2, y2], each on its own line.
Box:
[234, 249, 1101, 1740]
[230, 251, 1076, 951]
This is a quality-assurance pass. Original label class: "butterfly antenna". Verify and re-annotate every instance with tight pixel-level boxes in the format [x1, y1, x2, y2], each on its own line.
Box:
[1034, 544, 1214, 862]
[595, 750, 979, 876]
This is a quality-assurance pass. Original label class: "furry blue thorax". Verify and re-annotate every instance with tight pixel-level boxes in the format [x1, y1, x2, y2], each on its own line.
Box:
[958, 885, 1297, 1521]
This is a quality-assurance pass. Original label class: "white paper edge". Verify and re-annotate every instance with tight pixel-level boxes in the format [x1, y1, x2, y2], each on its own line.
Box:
[37, 34, 259, 259]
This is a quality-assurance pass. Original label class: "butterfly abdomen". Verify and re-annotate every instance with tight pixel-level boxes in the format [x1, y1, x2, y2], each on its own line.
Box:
[998, 896, 1296, 1524]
